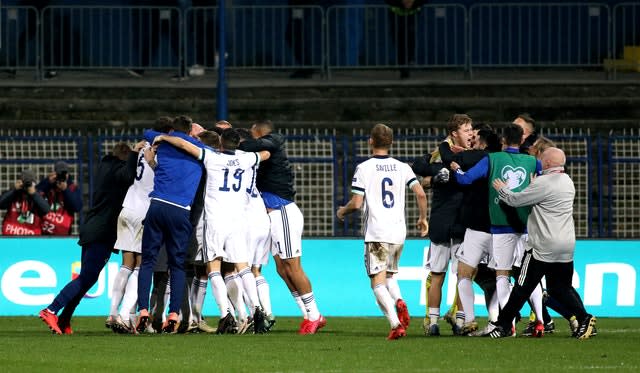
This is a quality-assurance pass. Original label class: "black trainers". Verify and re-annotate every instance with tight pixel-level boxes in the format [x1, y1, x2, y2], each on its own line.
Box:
[253, 307, 268, 334]
[216, 313, 237, 335]
[522, 321, 536, 336]
[575, 314, 596, 340]
[544, 320, 555, 334]
[482, 322, 513, 338]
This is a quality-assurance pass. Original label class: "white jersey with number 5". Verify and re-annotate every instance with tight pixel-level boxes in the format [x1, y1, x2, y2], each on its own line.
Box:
[351, 155, 419, 244]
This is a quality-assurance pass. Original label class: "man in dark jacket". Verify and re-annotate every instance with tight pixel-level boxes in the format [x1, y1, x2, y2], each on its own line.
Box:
[39, 141, 141, 335]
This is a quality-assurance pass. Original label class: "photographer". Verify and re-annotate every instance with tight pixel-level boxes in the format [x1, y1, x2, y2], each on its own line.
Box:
[1, 169, 50, 236]
[37, 161, 82, 235]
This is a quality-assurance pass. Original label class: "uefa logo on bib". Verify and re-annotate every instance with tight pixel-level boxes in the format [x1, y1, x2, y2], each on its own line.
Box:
[501, 165, 527, 189]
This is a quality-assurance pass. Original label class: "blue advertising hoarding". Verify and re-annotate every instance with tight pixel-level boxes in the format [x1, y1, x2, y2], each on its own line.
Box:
[0, 238, 638, 317]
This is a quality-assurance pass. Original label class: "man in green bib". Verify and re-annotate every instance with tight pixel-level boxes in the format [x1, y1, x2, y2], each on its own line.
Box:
[451, 124, 541, 333]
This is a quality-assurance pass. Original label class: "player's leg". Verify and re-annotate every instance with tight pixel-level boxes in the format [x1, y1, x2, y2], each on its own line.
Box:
[425, 241, 452, 336]
[136, 202, 165, 332]
[42, 243, 112, 334]
[385, 243, 410, 329]
[117, 252, 141, 332]
[546, 261, 595, 339]
[490, 233, 520, 311]
[489, 251, 545, 337]
[271, 203, 324, 333]
[253, 265, 274, 327]
[273, 255, 307, 320]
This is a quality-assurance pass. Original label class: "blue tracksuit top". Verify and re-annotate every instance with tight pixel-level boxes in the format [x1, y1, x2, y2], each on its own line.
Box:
[144, 129, 203, 208]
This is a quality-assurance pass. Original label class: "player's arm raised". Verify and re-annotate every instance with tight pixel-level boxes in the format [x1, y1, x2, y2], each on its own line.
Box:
[153, 134, 201, 159]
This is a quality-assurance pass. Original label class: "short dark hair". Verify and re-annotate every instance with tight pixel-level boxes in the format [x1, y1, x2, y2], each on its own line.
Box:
[111, 142, 131, 160]
[502, 124, 524, 147]
[209, 126, 224, 136]
[253, 119, 274, 133]
[473, 122, 493, 131]
[221, 128, 241, 150]
[447, 114, 472, 135]
[153, 116, 173, 132]
[516, 113, 535, 129]
[235, 128, 252, 141]
[198, 130, 220, 148]
[477, 129, 502, 152]
[172, 115, 193, 133]
[370, 123, 393, 149]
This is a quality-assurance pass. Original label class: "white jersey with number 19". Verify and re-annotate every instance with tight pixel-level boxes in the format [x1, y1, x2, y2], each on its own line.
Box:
[199, 148, 260, 222]
[351, 155, 419, 244]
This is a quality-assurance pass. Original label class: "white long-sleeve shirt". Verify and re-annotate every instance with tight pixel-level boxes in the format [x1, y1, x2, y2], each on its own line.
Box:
[496, 168, 576, 263]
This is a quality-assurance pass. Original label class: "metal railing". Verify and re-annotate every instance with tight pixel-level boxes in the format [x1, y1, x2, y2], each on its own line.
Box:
[0, 3, 638, 79]
[40, 6, 183, 78]
[0, 130, 639, 238]
[468, 3, 610, 71]
[0, 6, 39, 72]
[326, 4, 467, 77]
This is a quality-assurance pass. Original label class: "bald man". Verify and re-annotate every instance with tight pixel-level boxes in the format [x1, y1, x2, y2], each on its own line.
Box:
[480, 148, 596, 339]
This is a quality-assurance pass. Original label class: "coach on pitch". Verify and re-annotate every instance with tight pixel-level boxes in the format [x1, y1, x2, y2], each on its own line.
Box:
[483, 147, 596, 339]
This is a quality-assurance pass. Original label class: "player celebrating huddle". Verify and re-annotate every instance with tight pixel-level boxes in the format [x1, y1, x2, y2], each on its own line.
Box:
[152, 128, 270, 334]
[337, 123, 429, 340]
[239, 120, 326, 335]
[107, 117, 171, 333]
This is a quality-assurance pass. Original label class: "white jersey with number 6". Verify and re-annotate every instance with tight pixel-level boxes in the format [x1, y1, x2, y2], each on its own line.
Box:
[351, 155, 419, 245]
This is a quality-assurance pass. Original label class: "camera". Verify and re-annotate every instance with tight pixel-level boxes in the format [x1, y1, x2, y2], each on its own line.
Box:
[22, 180, 34, 189]
[56, 171, 68, 182]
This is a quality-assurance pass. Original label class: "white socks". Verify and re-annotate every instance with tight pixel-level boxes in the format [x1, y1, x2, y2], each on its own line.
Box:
[530, 284, 544, 322]
[224, 273, 247, 321]
[120, 267, 139, 321]
[457, 277, 475, 323]
[374, 283, 400, 328]
[386, 276, 402, 302]
[209, 271, 230, 318]
[255, 275, 272, 316]
[300, 292, 320, 321]
[238, 267, 261, 312]
[429, 307, 440, 326]
[496, 275, 512, 310]
[291, 291, 308, 319]
[109, 266, 132, 316]
[190, 277, 207, 323]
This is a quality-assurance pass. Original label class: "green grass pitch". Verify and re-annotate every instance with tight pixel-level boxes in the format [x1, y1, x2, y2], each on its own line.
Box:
[1, 316, 639, 372]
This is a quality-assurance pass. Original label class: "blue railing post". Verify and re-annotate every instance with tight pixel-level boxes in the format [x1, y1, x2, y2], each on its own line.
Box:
[216, 1, 228, 120]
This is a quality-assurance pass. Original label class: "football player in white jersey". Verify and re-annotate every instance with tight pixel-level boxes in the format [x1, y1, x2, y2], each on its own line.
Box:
[337, 123, 429, 340]
[107, 117, 173, 332]
[152, 128, 270, 334]
[237, 127, 275, 330]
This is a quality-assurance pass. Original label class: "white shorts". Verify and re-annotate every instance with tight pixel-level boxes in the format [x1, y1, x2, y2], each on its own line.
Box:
[114, 206, 145, 254]
[364, 242, 403, 276]
[426, 239, 460, 273]
[269, 203, 304, 259]
[248, 209, 271, 266]
[194, 217, 205, 263]
[456, 229, 493, 268]
[202, 220, 249, 264]
[513, 233, 529, 267]
[489, 233, 522, 271]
